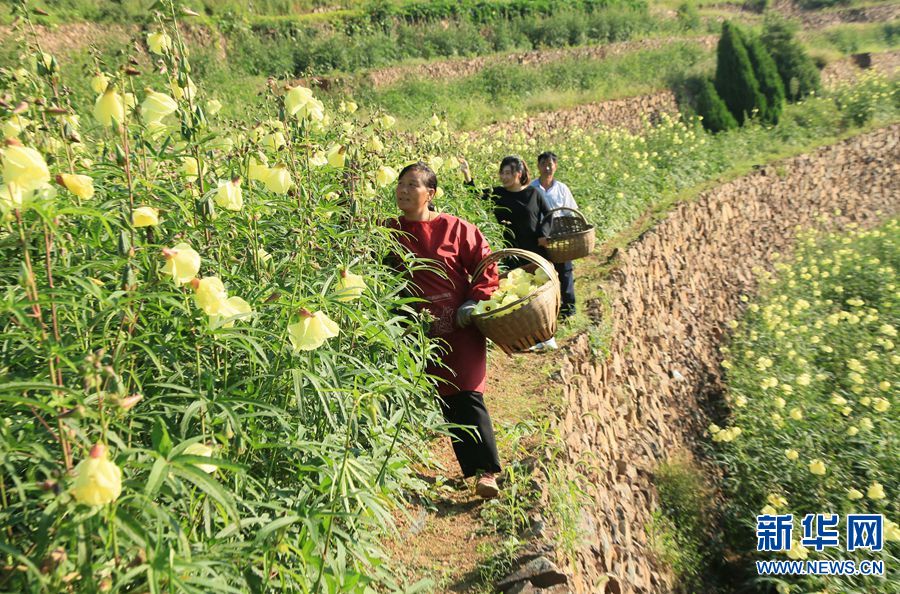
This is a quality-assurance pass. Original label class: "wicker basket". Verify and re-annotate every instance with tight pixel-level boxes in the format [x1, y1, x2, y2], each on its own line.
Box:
[471, 248, 560, 354]
[542, 207, 595, 263]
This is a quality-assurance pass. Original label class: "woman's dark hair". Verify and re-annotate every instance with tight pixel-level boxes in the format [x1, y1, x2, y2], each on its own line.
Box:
[537, 151, 558, 164]
[397, 161, 438, 191]
[499, 155, 530, 186]
[397, 161, 438, 211]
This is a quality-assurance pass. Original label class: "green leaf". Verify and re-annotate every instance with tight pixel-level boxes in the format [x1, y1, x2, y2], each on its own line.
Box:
[151, 418, 172, 457]
[144, 456, 168, 498]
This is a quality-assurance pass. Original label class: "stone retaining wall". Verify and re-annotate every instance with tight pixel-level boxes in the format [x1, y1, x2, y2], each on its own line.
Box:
[552, 125, 900, 593]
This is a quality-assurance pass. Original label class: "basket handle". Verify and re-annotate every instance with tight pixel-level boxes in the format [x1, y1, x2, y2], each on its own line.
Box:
[472, 248, 556, 282]
[541, 207, 587, 226]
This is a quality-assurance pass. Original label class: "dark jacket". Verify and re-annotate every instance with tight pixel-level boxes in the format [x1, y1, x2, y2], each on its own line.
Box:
[468, 182, 553, 254]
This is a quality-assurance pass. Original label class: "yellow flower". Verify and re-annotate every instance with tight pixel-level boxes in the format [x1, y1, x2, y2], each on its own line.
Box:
[182, 443, 217, 473]
[3, 145, 50, 191]
[786, 541, 808, 560]
[3, 115, 30, 139]
[335, 270, 366, 302]
[90, 72, 109, 94]
[859, 417, 874, 431]
[366, 135, 384, 153]
[214, 179, 243, 211]
[170, 76, 197, 102]
[94, 88, 125, 127]
[374, 165, 398, 188]
[847, 488, 864, 500]
[262, 165, 292, 194]
[867, 482, 885, 500]
[161, 242, 201, 286]
[206, 99, 222, 115]
[210, 296, 252, 329]
[141, 90, 178, 123]
[808, 459, 826, 475]
[796, 373, 811, 387]
[147, 31, 172, 54]
[427, 155, 444, 172]
[181, 157, 203, 181]
[886, 520, 900, 542]
[71, 444, 122, 506]
[789, 408, 803, 421]
[878, 324, 896, 337]
[379, 114, 396, 129]
[774, 396, 786, 409]
[345, 100, 358, 113]
[878, 381, 891, 391]
[287, 309, 339, 351]
[261, 131, 286, 151]
[192, 276, 228, 315]
[873, 398, 890, 413]
[785, 449, 799, 460]
[57, 173, 94, 199]
[257, 248, 272, 263]
[767, 493, 788, 508]
[326, 145, 346, 169]
[734, 395, 747, 408]
[132, 206, 159, 227]
[761, 505, 777, 516]
[708, 423, 721, 434]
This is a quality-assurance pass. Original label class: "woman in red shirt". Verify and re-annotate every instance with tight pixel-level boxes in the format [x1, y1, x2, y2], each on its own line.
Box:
[388, 162, 502, 498]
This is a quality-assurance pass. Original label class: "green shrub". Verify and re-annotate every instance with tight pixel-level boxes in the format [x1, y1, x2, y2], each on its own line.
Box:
[761, 15, 821, 101]
[744, 0, 769, 14]
[676, 2, 701, 31]
[744, 32, 785, 124]
[694, 77, 739, 132]
[715, 21, 767, 124]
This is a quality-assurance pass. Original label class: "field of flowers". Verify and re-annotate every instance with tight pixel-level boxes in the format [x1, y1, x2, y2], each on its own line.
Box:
[712, 220, 899, 592]
[1, 1, 899, 592]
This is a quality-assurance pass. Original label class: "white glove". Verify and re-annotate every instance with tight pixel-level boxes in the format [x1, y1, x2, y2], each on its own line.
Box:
[456, 300, 478, 328]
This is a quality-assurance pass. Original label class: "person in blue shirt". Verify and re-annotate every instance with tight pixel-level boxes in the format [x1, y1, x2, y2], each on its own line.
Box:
[530, 151, 577, 320]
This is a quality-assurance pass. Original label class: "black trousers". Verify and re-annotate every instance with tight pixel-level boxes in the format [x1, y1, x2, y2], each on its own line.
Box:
[555, 261, 576, 318]
[439, 391, 502, 478]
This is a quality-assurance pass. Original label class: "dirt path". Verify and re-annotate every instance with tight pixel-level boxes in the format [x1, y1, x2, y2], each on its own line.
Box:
[555, 124, 899, 593]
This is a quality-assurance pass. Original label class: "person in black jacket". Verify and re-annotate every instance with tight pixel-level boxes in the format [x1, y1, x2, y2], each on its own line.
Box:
[459, 155, 553, 266]
[458, 155, 559, 350]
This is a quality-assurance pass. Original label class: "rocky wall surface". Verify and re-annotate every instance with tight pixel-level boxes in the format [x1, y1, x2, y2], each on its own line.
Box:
[552, 125, 900, 593]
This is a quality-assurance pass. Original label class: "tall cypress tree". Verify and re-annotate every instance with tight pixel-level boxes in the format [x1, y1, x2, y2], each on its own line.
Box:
[695, 78, 738, 132]
[744, 32, 785, 124]
[761, 15, 821, 101]
[714, 21, 767, 124]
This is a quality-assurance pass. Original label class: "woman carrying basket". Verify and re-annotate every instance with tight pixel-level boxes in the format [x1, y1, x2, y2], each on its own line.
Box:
[458, 155, 558, 350]
[387, 162, 503, 498]
[530, 151, 578, 320]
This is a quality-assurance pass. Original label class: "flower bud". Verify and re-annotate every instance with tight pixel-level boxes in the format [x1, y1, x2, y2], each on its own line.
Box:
[71, 443, 122, 506]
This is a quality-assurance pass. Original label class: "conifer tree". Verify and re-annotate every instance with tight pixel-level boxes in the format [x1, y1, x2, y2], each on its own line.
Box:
[714, 21, 767, 124]
[761, 15, 821, 100]
[696, 78, 739, 132]
[745, 32, 785, 124]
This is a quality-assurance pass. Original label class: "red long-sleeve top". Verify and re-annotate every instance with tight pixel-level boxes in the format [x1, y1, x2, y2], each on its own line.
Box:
[389, 213, 499, 396]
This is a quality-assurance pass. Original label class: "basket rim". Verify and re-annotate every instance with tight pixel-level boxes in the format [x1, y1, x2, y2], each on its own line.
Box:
[470, 249, 558, 321]
[471, 277, 556, 320]
[541, 206, 588, 226]
[547, 227, 596, 244]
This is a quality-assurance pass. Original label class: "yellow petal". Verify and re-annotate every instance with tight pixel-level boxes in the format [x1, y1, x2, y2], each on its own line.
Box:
[58, 173, 94, 199]
[93, 88, 125, 127]
[132, 206, 159, 227]
[182, 443, 217, 473]
[71, 444, 122, 506]
[288, 311, 340, 351]
[3, 145, 50, 191]
[335, 271, 366, 302]
[214, 179, 243, 211]
[194, 276, 228, 315]
[161, 242, 200, 286]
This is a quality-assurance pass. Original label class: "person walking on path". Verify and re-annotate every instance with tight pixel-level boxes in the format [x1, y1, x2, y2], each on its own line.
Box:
[530, 151, 578, 320]
[387, 162, 503, 498]
[458, 154, 558, 350]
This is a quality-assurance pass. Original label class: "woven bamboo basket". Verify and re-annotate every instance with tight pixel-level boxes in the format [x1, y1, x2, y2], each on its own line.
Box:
[543, 207, 595, 263]
[471, 248, 560, 354]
